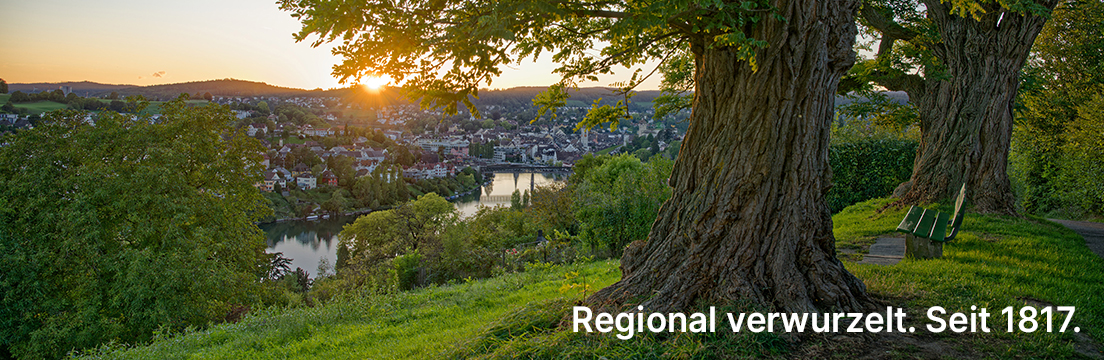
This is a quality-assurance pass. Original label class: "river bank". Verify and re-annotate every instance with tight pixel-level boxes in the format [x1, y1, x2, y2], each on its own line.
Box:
[260, 174, 495, 225]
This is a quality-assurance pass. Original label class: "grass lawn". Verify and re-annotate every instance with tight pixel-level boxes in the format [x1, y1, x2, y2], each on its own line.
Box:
[79, 260, 621, 359]
[79, 198, 1104, 359]
[0, 94, 10, 103]
[596, 145, 620, 155]
[449, 199, 1104, 358]
[12, 100, 68, 114]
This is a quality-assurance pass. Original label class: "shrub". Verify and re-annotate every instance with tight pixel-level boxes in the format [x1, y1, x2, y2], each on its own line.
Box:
[827, 134, 918, 213]
[391, 251, 423, 291]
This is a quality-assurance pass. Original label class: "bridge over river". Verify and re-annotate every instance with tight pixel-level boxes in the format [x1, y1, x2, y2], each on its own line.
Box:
[479, 164, 573, 173]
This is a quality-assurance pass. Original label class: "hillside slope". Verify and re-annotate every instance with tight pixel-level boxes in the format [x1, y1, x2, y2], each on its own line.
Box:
[79, 200, 1104, 359]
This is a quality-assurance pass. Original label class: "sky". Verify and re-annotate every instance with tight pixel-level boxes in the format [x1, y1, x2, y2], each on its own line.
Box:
[0, 0, 662, 90]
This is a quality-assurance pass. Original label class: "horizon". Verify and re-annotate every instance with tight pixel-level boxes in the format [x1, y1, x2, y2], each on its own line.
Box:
[0, 0, 662, 91]
[3, 78, 682, 94]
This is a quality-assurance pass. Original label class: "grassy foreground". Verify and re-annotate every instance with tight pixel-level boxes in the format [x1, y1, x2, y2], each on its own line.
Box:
[78, 261, 621, 359]
[79, 199, 1103, 359]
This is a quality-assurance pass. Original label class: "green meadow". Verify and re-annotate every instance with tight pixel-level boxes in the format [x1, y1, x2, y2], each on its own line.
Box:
[77, 199, 1104, 359]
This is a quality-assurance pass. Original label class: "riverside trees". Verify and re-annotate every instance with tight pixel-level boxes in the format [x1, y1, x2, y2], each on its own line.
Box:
[281, 0, 873, 313]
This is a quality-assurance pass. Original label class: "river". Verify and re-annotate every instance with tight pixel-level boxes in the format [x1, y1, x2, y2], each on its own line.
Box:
[261, 172, 568, 276]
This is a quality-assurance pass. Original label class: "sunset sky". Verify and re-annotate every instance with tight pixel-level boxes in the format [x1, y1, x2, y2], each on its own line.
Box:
[0, 0, 661, 90]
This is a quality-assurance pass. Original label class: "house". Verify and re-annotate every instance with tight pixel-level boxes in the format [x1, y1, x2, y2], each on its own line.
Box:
[0, 114, 18, 125]
[296, 174, 317, 190]
[259, 171, 287, 192]
[355, 159, 380, 174]
[301, 126, 334, 137]
[247, 123, 267, 137]
[321, 169, 338, 186]
[291, 163, 311, 177]
[364, 150, 386, 162]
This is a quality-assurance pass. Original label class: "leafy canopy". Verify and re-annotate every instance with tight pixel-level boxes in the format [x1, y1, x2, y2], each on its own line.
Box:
[279, 0, 778, 125]
[0, 99, 270, 359]
[848, 0, 1054, 96]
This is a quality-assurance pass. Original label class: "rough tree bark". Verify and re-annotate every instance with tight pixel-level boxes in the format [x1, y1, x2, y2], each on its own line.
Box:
[588, 0, 874, 313]
[877, 1, 1058, 215]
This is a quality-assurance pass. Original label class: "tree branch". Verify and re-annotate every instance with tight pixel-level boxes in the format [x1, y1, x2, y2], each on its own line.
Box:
[860, 4, 919, 43]
[869, 68, 926, 94]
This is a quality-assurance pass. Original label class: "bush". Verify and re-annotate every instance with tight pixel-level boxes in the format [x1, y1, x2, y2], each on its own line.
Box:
[827, 135, 918, 213]
[0, 100, 270, 359]
[1055, 93, 1104, 214]
[391, 251, 423, 291]
[574, 154, 673, 256]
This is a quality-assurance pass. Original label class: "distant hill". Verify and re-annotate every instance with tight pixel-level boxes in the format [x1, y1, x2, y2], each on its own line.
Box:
[8, 79, 326, 100]
[119, 79, 322, 99]
[8, 81, 135, 97]
[9, 79, 910, 108]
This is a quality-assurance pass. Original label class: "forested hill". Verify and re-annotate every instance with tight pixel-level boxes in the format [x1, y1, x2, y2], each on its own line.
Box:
[9, 79, 904, 107]
[8, 79, 325, 99]
[122, 79, 320, 99]
[7, 81, 134, 97]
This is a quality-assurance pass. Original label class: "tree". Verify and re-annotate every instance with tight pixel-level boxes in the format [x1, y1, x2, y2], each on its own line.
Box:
[337, 194, 457, 276]
[511, 189, 523, 210]
[0, 99, 270, 358]
[0, 78, 7, 94]
[203, 92, 214, 101]
[575, 154, 673, 256]
[282, 0, 872, 313]
[1013, 0, 1104, 213]
[1055, 94, 1104, 214]
[526, 183, 577, 235]
[9, 91, 30, 103]
[851, 0, 1060, 214]
[107, 91, 119, 100]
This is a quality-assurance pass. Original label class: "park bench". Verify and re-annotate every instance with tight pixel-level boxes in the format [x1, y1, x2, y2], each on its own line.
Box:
[895, 183, 966, 259]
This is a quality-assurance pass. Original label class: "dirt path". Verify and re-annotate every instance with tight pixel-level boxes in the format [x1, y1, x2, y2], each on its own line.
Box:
[1050, 219, 1104, 259]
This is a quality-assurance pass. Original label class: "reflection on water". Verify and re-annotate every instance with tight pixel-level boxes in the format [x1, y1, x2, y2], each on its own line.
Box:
[260, 215, 356, 277]
[455, 172, 568, 217]
[261, 172, 567, 276]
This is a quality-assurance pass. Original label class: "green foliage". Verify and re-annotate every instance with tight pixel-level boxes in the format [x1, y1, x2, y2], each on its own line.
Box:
[1053, 93, 1104, 214]
[391, 250, 423, 291]
[337, 193, 458, 290]
[1011, 0, 1104, 217]
[837, 92, 919, 131]
[827, 121, 919, 212]
[526, 183, 577, 236]
[511, 189, 523, 210]
[281, 0, 778, 128]
[574, 154, 673, 256]
[0, 98, 270, 359]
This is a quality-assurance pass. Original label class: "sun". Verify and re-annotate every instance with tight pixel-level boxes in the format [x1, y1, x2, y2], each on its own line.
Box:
[361, 76, 390, 91]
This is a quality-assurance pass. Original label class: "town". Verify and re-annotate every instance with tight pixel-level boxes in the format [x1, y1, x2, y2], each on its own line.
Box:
[0, 82, 688, 221]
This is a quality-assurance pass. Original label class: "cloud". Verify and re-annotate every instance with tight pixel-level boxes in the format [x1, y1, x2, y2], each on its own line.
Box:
[151, 71, 166, 78]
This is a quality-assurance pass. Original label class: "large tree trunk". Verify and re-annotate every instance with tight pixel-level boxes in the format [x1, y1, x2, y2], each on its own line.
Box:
[892, 1, 1057, 215]
[588, 0, 873, 313]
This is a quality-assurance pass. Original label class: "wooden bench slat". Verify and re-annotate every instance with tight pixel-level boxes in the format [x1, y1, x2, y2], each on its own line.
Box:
[930, 212, 950, 242]
[915, 209, 938, 238]
[898, 206, 924, 234]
